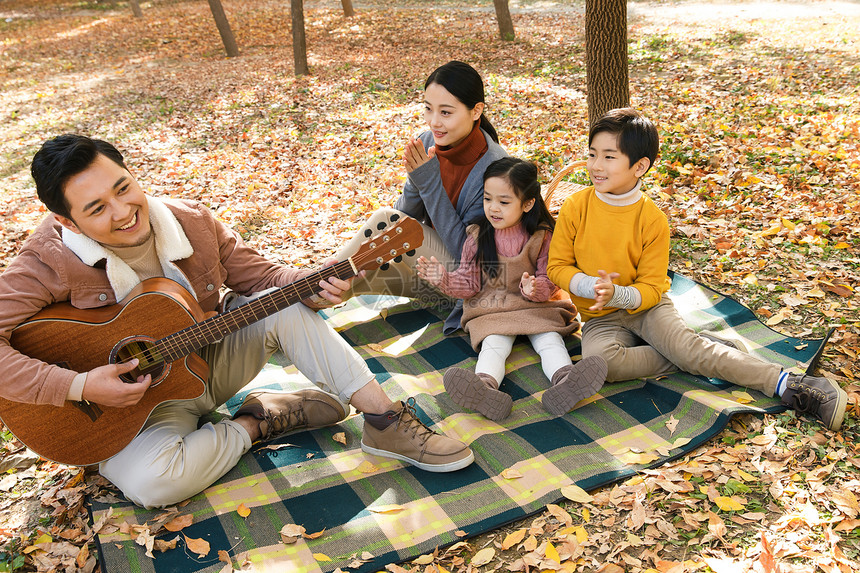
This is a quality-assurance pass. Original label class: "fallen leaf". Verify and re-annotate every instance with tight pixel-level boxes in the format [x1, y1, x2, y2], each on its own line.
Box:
[715, 496, 745, 512]
[314, 552, 332, 562]
[280, 524, 306, 544]
[501, 468, 523, 479]
[544, 540, 560, 563]
[357, 460, 379, 473]
[472, 547, 495, 566]
[237, 503, 251, 518]
[333, 432, 347, 445]
[163, 514, 193, 532]
[502, 528, 526, 550]
[560, 484, 594, 503]
[183, 534, 210, 558]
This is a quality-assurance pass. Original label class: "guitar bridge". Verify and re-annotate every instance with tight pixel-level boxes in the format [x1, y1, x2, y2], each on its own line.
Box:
[73, 400, 104, 423]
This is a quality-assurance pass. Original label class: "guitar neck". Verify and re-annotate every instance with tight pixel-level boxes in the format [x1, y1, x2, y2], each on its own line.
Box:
[155, 259, 356, 362]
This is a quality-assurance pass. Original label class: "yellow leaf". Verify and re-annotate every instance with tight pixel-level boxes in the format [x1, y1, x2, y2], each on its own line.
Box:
[715, 496, 745, 512]
[545, 541, 560, 563]
[313, 553, 332, 562]
[237, 504, 251, 518]
[303, 528, 325, 539]
[738, 469, 756, 481]
[560, 484, 593, 503]
[502, 528, 527, 550]
[472, 547, 495, 566]
[834, 242, 850, 249]
[183, 534, 210, 558]
[574, 525, 588, 543]
[582, 508, 591, 522]
[781, 218, 796, 230]
[743, 273, 759, 286]
[357, 461, 379, 474]
[731, 390, 755, 404]
[368, 504, 404, 514]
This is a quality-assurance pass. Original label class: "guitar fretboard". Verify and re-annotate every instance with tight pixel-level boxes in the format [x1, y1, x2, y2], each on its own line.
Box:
[154, 259, 355, 363]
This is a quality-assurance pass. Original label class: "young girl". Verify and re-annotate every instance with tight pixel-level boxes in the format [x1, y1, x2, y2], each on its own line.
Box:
[416, 158, 608, 420]
[335, 61, 508, 333]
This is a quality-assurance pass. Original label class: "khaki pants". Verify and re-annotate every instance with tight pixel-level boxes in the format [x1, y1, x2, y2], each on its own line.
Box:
[100, 299, 375, 509]
[335, 208, 454, 305]
[581, 295, 781, 395]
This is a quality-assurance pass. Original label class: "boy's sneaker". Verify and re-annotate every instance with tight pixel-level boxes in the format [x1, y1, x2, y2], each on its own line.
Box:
[700, 330, 750, 354]
[234, 389, 347, 441]
[361, 399, 474, 472]
[781, 374, 848, 431]
[443, 367, 512, 421]
[542, 356, 608, 416]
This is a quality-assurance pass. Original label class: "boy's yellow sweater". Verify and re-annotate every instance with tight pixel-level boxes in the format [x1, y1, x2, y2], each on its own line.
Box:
[547, 186, 672, 322]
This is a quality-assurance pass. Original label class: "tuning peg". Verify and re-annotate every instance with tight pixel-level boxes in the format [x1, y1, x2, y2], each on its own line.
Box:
[376, 222, 387, 231]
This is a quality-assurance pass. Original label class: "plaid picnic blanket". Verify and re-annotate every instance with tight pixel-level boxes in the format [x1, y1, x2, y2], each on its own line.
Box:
[92, 272, 828, 573]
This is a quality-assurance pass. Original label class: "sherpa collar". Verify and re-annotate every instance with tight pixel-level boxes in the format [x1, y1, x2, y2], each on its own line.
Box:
[62, 196, 195, 301]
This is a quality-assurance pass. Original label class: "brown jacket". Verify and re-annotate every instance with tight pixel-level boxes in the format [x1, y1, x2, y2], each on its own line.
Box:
[0, 197, 301, 406]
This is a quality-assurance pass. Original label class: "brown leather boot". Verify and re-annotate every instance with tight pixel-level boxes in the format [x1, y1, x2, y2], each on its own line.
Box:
[443, 367, 513, 421]
[234, 389, 347, 441]
[361, 399, 474, 472]
[542, 356, 607, 416]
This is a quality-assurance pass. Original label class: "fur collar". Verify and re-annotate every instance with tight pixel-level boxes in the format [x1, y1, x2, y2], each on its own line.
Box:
[62, 196, 195, 301]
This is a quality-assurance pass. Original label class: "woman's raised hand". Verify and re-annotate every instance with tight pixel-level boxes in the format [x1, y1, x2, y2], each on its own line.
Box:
[404, 137, 437, 173]
[416, 255, 445, 285]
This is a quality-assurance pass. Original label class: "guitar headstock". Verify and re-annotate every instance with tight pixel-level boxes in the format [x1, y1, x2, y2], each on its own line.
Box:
[350, 216, 424, 272]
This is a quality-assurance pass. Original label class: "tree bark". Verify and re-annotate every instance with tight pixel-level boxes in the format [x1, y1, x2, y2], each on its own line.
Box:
[341, 0, 355, 17]
[129, 0, 143, 18]
[585, 0, 629, 127]
[291, 0, 309, 75]
[492, 0, 515, 41]
[207, 0, 239, 58]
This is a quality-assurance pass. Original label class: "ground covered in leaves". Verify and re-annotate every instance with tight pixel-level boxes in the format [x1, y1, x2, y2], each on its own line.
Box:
[0, 0, 858, 571]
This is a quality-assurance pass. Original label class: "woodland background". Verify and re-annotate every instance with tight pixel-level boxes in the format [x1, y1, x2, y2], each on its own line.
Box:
[0, 0, 859, 572]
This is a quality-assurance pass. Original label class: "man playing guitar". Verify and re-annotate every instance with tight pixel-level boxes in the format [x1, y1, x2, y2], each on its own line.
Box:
[0, 135, 473, 508]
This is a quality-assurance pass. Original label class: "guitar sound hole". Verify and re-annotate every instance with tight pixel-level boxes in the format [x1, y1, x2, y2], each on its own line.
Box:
[113, 337, 168, 385]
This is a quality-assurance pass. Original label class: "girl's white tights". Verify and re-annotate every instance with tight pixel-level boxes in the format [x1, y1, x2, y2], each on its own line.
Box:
[476, 331, 572, 386]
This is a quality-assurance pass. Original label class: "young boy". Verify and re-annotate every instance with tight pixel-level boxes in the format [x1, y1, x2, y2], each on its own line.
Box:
[546, 108, 847, 431]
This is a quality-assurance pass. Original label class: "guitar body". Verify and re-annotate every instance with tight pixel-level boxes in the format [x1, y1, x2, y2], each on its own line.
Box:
[0, 216, 424, 467]
[0, 278, 208, 466]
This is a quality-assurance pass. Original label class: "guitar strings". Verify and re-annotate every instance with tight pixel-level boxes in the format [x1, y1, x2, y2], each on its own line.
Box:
[114, 233, 412, 369]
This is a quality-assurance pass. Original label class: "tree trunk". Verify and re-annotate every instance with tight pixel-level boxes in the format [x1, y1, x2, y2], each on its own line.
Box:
[341, 0, 355, 17]
[129, 0, 143, 18]
[492, 0, 515, 41]
[585, 0, 629, 127]
[207, 0, 239, 57]
[291, 0, 309, 75]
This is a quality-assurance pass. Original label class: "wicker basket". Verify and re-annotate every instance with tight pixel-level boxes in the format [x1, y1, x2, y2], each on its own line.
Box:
[542, 160, 589, 216]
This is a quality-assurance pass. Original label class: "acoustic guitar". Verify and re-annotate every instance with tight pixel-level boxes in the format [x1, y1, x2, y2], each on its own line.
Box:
[0, 216, 422, 466]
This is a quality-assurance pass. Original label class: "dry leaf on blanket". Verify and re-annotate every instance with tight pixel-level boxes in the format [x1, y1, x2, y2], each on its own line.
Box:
[163, 514, 193, 532]
[183, 534, 210, 558]
[501, 468, 523, 479]
[333, 432, 347, 445]
[237, 504, 251, 518]
[280, 524, 306, 544]
[357, 460, 379, 473]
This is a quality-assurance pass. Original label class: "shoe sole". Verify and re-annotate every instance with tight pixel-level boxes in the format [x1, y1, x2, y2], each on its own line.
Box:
[826, 385, 848, 432]
[360, 442, 475, 472]
[542, 356, 608, 416]
[443, 368, 512, 421]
